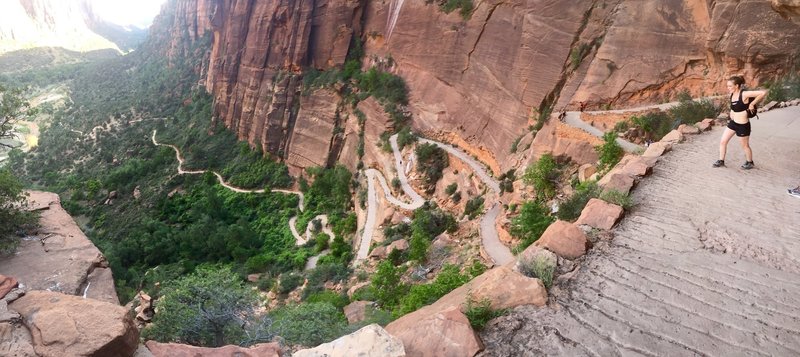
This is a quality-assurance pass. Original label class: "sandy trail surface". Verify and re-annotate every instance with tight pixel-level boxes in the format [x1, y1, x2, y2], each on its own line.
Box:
[480, 106, 800, 356]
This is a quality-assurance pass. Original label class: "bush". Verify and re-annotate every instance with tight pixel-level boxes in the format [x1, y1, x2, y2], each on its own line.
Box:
[372, 261, 407, 307]
[393, 264, 472, 317]
[463, 294, 504, 331]
[596, 131, 623, 173]
[518, 254, 555, 289]
[764, 75, 800, 103]
[451, 191, 462, 203]
[271, 302, 347, 347]
[464, 196, 484, 220]
[143, 266, 258, 347]
[557, 181, 600, 221]
[396, 126, 417, 149]
[304, 291, 349, 310]
[630, 111, 674, 141]
[599, 189, 633, 209]
[667, 97, 719, 125]
[523, 153, 558, 200]
[445, 182, 458, 195]
[510, 135, 522, 153]
[0, 168, 35, 253]
[510, 201, 554, 253]
[278, 272, 304, 294]
[415, 143, 449, 193]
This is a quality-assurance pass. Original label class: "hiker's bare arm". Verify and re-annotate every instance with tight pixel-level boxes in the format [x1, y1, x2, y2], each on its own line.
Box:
[744, 90, 767, 108]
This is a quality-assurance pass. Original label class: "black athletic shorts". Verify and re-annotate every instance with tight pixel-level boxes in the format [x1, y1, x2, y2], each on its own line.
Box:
[727, 120, 751, 137]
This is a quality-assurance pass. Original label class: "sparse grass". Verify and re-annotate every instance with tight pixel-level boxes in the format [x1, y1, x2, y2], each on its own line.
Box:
[599, 189, 633, 209]
[518, 254, 555, 289]
[463, 294, 506, 331]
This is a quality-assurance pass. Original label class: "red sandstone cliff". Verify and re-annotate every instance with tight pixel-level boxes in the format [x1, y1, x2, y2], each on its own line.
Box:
[166, 0, 800, 174]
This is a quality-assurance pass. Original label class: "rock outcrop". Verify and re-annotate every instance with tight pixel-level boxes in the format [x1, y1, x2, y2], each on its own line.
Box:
[0, 191, 118, 305]
[10, 290, 139, 357]
[145, 341, 283, 357]
[294, 324, 405, 357]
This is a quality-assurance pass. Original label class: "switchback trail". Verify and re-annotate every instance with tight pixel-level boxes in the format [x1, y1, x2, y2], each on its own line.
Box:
[481, 106, 800, 356]
[355, 134, 513, 266]
[151, 130, 332, 269]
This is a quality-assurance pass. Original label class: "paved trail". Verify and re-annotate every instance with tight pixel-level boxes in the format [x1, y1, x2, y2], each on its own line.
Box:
[480, 106, 800, 356]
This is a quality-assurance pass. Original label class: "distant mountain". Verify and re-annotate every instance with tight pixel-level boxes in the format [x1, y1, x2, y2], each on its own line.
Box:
[0, 0, 148, 54]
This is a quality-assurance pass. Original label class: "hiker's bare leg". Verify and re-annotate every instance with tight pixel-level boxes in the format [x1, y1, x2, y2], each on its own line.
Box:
[719, 128, 736, 160]
[739, 136, 753, 162]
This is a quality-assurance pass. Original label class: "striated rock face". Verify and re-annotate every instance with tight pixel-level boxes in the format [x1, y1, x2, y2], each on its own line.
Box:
[772, 0, 800, 22]
[10, 290, 139, 357]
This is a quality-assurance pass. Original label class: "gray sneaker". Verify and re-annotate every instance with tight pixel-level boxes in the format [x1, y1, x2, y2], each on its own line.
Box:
[712, 160, 725, 168]
[741, 161, 754, 170]
[789, 187, 800, 198]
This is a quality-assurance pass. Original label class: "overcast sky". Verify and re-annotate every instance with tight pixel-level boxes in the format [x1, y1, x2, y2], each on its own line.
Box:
[89, 0, 167, 28]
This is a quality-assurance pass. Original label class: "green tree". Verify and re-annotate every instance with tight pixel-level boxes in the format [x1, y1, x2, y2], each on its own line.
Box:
[510, 201, 555, 252]
[596, 131, 623, 172]
[271, 302, 347, 347]
[143, 266, 259, 347]
[372, 260, 407, 307]
[523, 153, 558, 200]
[0, 168, 34, 253]
[0, 85, 35, 146]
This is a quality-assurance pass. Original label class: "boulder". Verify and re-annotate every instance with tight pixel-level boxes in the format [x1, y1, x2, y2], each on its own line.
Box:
[9, 291, 139, 357]
[642, 141, 672, 158]
[534, 220, 592, 260]
[247, 274, 261, 283]
[578, 164, 597, 182]
[145, 341, 282, 357]
[369, 246, 387, 259]
[597, 171, 635, 195]
[516, 245, 558, 275]
[677, 124, 701, 135]
[0, 322, 36, 357]
[133, 186, 141, 200]
[294, 324, 405, 357]
[344, 301, 374, 324]
[386, 265, 546, 356]
[660, 130, 684, 143]
[763, 101, 778, 111]
[387, 239, 409, 254]
[696, 119, 714, 131]
[383, 207, 396, 224]
[0, 275, 18, 299]
[134, 292, 154, 323]
[575, 198, 625, 230]
[108, 190, 118, 199]
[387, 307, 480, 357]
[621, 156, 657, 177]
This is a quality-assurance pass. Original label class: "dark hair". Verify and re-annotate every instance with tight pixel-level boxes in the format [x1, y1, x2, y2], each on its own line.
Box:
[728, 75, 745, 87]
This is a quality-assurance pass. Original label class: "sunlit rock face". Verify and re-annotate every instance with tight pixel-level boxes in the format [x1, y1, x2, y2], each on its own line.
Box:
[0, 0, 120, 54]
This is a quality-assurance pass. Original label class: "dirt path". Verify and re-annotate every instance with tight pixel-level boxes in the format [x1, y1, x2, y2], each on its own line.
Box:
[480, 106, 800, 356]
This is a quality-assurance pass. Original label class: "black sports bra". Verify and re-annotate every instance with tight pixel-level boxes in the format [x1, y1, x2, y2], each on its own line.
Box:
[730, 91, 748, 112]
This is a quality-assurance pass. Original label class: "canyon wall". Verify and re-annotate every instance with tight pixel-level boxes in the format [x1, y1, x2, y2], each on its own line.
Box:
[171, 0, 800, 174]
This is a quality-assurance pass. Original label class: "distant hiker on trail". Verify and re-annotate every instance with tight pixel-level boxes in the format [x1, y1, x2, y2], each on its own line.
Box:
[712, 75, 767, 170]
[579, 101, 587, 112]
[558, 111, 566, 121]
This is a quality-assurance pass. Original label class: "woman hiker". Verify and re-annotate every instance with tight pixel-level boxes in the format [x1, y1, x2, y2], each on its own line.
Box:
[713, 75, 767, 169]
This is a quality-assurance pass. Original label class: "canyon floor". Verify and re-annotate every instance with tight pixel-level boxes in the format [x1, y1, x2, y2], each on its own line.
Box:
[479, 106, 800, 356]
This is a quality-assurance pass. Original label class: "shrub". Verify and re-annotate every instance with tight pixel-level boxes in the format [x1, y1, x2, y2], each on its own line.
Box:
[569, 42, 592, 70]
[393, 264, 471, 317]
[464, 196, 484, 220]
[510, 201, 555, 253]
[0, 168, 35, 253]
[143, 266, 258, 347]
[304, 290, 349, 310]
[396, 126, 417, 149]
[764, 75, 800, 103]
[271, 302, 347, 347]
[463, 294, 505, 331]
[372, 261, 407, 307]
[510, 135, 522, 153]
[630, 111, 674, 141]
[599, 189, 633, 209]
[415, 143, 449, 193]
[445, 182, 458, 195]
[557, 181, 600, 221]
[451, 191, 462, 202]
[668, 97, 719, 125]
[523, 153, 558, 200]
[595, 131, 623, 173]
[278, 272, 304, 294]
[518, 254, 555, 289]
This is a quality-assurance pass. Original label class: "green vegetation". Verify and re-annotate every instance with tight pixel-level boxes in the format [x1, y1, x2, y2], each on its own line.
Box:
[498, 169, 515, 194]
[523, 153, 559, 200]
[596, 131, 623, 173]
[569, 42, 592, 70]
[667, 91, 719, 125]
[557, 181, 600, 221]
[270, 302, 348, 347]
[599, 189, 633, 210]
[445, 182, 458, 195]
[393, 264, 474, 317]
[510, 201, 555, 253]
[764, 74, 800, 103]
[518, 254, 555, 289]
[0, 168, 36, 253]
[463, 294, 505, 331]
[620, 92, 720, 141]
[510, 135, 523, 154]
[427, 0, 474, 20]
[464, 196, 484, 220]
[415, 142, 449, 193]
[143, 266, 260, 347]
[630, 111, 674, 141]
[408, 202, 457, 262]
[396, 126, 417, 149]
